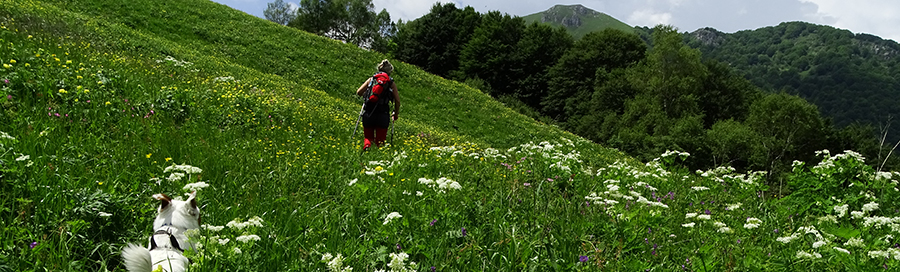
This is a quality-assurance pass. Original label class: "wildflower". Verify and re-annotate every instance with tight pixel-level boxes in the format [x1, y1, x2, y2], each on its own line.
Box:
[105, 101, 111, 105]
[166, 172, 185, 182]
[389, 252, 409, 271]
[461, 227, 467, 236]
[9, 59, 15, 64]
[2, 79, 8, 84]
[202, 224, 225, 232]
[725, 203, 742, 210]
[218, 238, 230, 245]
[430, 219, 437, 226]
[58, 89, 67, 94]
[236, 234, 261, 243]
[579, 255, 589, 262]
[812, 241, 827, 248]
[146, 153, 152, 158]
[682, 222, 696, 228]
[796, 250, 821, 259]
[30, 242, 38, 249]
[383, 212, 402, 225]
[2, 64, 10, 69]
[98, 212, 112, 217]
[834, 204, 849, 217]
[183, 182, 209, 191]
[744, 217, 762, 229]
[15, 154, 29, 161]
[697, 214, 711, 220]
[717, 227, 733, 233]
[833, 247, 850, 254]
[348, 178, 357, 186]
[691, 186, 709, 191]
[851, 211, 865, 219]
[845, 237, 866, 248]
[862, 202, 879, 213]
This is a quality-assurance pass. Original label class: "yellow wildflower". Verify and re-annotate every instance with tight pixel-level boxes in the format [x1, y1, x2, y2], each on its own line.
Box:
[146, 153, 152, 159]
[58, 89, 67, 94]
[105, 101, 111, 105]
[9, 60, 15, 64]
[165, 157, 172, 162]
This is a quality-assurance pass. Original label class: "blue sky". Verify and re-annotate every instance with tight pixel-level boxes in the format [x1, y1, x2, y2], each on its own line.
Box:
[211, 0, 900, 42]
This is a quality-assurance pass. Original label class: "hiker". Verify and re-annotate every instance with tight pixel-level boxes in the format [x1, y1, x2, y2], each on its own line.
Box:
[356, 59, 400, 150]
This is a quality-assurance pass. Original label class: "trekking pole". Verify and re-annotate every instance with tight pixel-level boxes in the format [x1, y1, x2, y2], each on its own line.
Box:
[350, 103, 365, 139]
[389, 112, 395, 146]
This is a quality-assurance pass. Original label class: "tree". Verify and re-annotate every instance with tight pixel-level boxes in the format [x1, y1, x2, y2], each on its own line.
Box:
[393, 3, 481, 78]
[746, 92, 826, 173]
[264, 0, 297, 26]
[456, 11, 525, 95]
[291, 0, 393, 48]
[542, 29, 645, 121]
[511, 22, 573, 108]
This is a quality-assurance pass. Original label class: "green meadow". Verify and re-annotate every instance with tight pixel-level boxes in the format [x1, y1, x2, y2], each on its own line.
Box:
[2, 0, 900, 271]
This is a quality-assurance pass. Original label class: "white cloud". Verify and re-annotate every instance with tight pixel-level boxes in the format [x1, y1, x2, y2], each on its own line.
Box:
[800, 0, 900, 41]
[374, 0, 457, 22]
[627, 9, 673, 27]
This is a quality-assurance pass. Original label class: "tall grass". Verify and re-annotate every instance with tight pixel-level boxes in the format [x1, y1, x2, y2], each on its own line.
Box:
[2, 0, 900, 271]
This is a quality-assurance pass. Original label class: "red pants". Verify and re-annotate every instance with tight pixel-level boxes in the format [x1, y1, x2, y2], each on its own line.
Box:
[363, 126, 388, 149]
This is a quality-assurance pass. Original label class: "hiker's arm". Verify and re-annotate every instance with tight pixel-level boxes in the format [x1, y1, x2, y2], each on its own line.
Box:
[391, 82, 400, 120]
[356, 78, 372, 96]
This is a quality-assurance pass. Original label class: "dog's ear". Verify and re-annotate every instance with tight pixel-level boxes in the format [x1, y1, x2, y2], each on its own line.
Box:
[153, 193, 172, 210]
[187, 191, 198, 209]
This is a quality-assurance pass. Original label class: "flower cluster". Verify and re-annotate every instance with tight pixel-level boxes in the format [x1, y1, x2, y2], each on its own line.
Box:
[226, 216, 265, 230]
[321, 253, 352, 272]
[418, 177, 461, 192]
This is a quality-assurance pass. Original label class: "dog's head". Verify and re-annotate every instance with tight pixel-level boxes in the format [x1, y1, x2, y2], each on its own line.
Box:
[152, 191, 201, 231]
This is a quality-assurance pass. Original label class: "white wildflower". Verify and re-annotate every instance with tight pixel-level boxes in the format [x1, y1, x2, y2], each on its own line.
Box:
[777, 234, 800, 244]
[812, 241, 827, 248]
[383, 212, 402, 225]
[691, 186, 709, 191]
[713, 221, 727, 228]
[682, 222, 696, 228]
[167, 172, 185, 182]
[183, 181, 209, 191]
[862, 202, 879, 213]
[416, 191, 423, 196]
[233, 247, 242, 254]
[876, 171, 893, 181]
[834, 204, 849, 217]
[717, 227, 733, 233]
[348, 179, 357, 186]
[796, 250, 821, 259]
[726, 203, 742, 210]
[218, 238, 230, 245]
[685, 213, 698, 219]
[236, 234, 261, 243]
[697, 214, 711, 220]
[833, 247, 850, 254]
[388, 252, 409, 271]
[851, 211, 865, 219]
[202, 225, 225, 232]
[15, 154, 29, 161]
[98, 212, 112, 217]
[845, 237, 866, 248]
[817, 215, 838, 224]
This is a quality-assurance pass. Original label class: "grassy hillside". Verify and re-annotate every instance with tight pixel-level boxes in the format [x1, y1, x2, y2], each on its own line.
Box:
[3, 0, 900, 271]
[522, 4, 633, 39]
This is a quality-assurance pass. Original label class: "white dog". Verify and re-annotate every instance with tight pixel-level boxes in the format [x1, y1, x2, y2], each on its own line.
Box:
[122, 192, 201, 272]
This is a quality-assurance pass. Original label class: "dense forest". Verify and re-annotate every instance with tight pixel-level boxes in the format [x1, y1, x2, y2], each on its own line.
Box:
[683, 23, 900, 140]
[267, 1, 897, 177]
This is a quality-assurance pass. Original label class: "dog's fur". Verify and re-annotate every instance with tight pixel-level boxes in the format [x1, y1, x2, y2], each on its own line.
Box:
[122, 192, 201, 272]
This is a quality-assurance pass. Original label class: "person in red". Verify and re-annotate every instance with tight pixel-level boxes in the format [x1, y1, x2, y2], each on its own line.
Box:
[356, 59, 400, 150]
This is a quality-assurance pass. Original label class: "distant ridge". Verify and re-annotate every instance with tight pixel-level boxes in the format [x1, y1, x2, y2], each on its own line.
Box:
[522, 4, 633, 38]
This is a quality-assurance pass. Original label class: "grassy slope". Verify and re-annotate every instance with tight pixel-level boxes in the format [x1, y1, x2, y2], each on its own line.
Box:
[4, 0, 900, 271]
[522, 6, 634, 39]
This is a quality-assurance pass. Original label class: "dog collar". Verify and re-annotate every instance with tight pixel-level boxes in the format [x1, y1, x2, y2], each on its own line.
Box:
[150, 227, 186, 253]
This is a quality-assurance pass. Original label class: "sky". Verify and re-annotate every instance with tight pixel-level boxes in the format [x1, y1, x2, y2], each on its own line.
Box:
[212, 0, 900, 42]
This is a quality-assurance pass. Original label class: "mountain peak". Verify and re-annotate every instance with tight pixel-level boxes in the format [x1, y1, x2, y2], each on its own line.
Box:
[522, 4, 633, 38]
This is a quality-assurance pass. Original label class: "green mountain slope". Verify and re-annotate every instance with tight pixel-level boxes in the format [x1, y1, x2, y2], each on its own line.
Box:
[686, 22, 900, 137]
[522, 4, 633, 38]
[4, 1, 900, 271]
